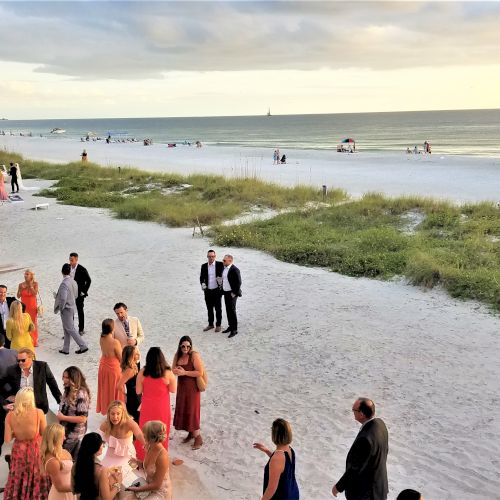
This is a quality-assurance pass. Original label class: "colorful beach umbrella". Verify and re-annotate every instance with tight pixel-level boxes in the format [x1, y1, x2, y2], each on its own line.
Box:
[341, 138, 355, 143]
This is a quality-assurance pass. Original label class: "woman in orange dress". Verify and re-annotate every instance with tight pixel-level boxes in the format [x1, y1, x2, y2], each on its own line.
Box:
[96, 319, 124, 415]
[0, 169, 9, 201]
[17, 269, 39, 346]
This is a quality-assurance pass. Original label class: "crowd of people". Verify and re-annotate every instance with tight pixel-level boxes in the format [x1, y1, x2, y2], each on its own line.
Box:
[0, 249, 424, 499]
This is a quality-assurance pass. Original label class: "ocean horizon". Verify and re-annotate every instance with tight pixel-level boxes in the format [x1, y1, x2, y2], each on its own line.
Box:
[2, 108, 500, 157]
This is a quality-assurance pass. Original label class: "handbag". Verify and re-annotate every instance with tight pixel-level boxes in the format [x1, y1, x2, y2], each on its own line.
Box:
[37, 291, 45, 316]
[196, 359, 208, 392]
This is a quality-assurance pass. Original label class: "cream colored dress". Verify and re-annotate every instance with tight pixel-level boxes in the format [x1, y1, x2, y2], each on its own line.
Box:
[46, 458, 76, 500]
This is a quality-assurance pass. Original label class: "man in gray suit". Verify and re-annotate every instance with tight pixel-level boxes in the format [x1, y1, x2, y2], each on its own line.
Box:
[54, 263, 88, 355]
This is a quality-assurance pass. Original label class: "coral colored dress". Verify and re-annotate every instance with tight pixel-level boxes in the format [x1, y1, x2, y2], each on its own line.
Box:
[3, 412, 51, 500]
[136, 376, 171, 460]
[0, 173, 8, 200]
[173, 354, 201, 432]
[96, 356, 124, 415]
[20, 287, 38, 346]
[6, 313, 35, 351]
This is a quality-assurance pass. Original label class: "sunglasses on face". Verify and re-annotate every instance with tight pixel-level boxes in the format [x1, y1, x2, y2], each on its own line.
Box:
[181, 344, 191, 349]
[17, 358, 28, 363]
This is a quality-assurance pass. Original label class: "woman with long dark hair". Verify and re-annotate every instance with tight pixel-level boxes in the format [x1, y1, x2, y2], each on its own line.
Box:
[118, 345, 141, 421]
[135, 347, 176, 460]
[57, 366, 91, 458]
[73, 432, 122, 500]
[172, 336, 204, 450]
[96, 319, 124, 415]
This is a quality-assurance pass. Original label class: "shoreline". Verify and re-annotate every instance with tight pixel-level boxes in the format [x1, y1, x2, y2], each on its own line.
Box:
[1, 135, 500, 203]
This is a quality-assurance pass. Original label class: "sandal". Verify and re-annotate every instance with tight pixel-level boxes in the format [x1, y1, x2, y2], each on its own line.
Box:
[182, 432, 193, 443]
[192, 435, 203, 450]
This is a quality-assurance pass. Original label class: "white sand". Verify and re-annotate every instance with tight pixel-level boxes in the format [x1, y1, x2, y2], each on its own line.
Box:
[1, 149, 500, 499]
[1, 135, 500, 203]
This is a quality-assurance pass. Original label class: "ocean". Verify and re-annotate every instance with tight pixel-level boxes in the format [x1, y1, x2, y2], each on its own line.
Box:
[2, 108, 500, 156]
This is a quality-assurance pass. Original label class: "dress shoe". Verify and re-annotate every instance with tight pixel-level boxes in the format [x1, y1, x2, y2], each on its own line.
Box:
[203, 325, 214, 332]
[192, 435, 203, 450]
[75, 347, 89, 354]
[79, 330, 85, 335]
[228, 331, 238, 338]
[59, 350, 69, 355]
[214, 326, 222, 332]
[222, 327, 231, 333]
[182, 432, 193, 443]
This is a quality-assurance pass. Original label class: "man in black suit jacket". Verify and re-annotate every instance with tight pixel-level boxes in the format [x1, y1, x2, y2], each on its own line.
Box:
[221, 254, 242, 338]
[332, 398, 389, 500]
[0, 348, 62, 455]
[69, 252, 91, 334]
[0, 285, 16, 349]
[200, 249, 224, 332]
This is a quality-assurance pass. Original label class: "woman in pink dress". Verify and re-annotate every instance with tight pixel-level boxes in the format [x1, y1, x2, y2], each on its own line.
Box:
[0, 170, 9, 200]
[96, 319, 124, 415]
[135, 347, 176, 460]
[17, 269, 39, 346]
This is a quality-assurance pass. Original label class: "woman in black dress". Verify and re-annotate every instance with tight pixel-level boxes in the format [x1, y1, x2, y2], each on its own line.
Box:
[118, 345, 141, 421]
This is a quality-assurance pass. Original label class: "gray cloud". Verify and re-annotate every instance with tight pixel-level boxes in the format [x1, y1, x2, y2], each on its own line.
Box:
[0, 2, 499, 79]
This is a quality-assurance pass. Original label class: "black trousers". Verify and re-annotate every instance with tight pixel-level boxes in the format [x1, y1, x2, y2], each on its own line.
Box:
[75, 295, 85, 332]
[204, 288, 222, 326]
[11, 177, 18, 192]
[0, 405, 6, 455]
[224, 291, 238, 332]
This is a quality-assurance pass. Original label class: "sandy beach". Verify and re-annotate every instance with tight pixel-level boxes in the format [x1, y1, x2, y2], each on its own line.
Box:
[1, 157, 500, 500]
[1, 135, 500, 203]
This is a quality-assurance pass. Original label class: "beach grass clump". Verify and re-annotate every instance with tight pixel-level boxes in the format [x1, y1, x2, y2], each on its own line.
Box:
[212, 195, 500, 311]
[0, 150, 347, 228]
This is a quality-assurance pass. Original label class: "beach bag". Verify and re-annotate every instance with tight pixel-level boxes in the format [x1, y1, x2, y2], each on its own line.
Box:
[196, 360, 208, 392]
[37, 291, 45, 316]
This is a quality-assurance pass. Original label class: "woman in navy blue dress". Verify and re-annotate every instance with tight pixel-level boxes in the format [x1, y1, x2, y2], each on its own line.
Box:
[253, 418, 300, 500]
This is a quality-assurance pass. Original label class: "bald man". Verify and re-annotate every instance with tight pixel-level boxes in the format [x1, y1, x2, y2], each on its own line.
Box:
[332, 398, 389, 500]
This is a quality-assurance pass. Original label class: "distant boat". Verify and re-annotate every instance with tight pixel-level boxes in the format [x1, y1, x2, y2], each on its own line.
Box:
[267, 108, 271, 117]
[50, 127, 66, 134]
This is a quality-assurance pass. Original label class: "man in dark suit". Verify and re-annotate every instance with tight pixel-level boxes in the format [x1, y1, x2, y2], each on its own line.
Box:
[9, 162, 19, 193]
[221, 254, 242, 339]
[332, 398, 389, 500]
[0, 285, 16, 349]
[200, 249, 224, 332]
[0, 348, 61, 456]
[69, 252, 91, 334]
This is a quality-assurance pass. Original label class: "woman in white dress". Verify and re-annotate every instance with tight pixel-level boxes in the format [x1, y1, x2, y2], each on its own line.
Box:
[14, 163, 38, 191]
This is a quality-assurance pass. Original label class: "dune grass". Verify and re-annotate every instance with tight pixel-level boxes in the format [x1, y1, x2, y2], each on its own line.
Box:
[0, 151, 347, 226]
[212, 193, 500, 311]
[3, 151, 498, 311]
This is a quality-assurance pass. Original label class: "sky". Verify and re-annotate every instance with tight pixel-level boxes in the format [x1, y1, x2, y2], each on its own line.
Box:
[1, 1, 500, 119]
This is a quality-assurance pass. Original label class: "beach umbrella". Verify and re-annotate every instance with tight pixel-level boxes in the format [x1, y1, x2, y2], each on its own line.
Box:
[340, 138, 356, 151]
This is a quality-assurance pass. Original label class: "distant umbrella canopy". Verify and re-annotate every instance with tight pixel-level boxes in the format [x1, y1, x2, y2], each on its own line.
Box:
[341, 138, 355, 143]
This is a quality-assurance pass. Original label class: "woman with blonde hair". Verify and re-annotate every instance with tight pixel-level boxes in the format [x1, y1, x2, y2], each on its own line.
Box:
[99, 400, 145, 470]
[57, 366, 91, 458]
[41, 423, 76, 499]
[6, 300, 35, 351]
[253, 418, 300, 500]
[17, 269, 39, 346]
[125, 421, 172, 499]
[3, 387, 50, 499]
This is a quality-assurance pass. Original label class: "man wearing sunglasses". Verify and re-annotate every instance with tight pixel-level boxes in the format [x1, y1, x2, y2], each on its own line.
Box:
[200, 249, 224, 333]
[0, 348, 62, 459]
[221, 254, 242, 339]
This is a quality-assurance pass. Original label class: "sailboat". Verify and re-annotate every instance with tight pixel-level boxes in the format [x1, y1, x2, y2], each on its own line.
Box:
[267, 108, 271, 117]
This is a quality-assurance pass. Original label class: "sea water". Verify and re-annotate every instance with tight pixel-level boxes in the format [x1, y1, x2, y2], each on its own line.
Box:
[2, 108, 500, 156]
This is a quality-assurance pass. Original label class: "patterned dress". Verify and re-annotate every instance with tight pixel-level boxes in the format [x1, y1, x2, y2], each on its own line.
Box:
[3, 411, 51, 500]
[59, 389, 90, 458]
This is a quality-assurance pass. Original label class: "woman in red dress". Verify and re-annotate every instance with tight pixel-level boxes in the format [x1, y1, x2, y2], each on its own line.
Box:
[135, 347, 176, 460]
[96, 319, 124, 415]
[17, 269, 39, 346]
[172, 336, 204, 450]
[3, 387, 50, 500]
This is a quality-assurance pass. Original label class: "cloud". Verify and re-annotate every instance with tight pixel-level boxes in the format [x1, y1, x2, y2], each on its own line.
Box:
[0, 2, 499, 80]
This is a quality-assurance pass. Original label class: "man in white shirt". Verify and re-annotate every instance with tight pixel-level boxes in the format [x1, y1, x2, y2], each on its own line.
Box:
[0, 285, 16, 349]
[221, 254, 242, 339]
[199, 249, 224, 332]
[113, 302, 144, 348]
